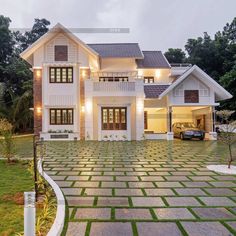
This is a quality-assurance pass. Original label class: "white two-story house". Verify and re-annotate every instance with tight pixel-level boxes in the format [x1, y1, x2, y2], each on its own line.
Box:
[20, 23, 232, 141]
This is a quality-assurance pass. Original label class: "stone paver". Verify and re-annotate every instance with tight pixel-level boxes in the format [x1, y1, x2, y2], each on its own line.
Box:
[181, 222, 232, 236]
[74, 208, 111, 220]
[90, 222, 133, 236]
[115, 208, 152, 219]
[137, 222, 182, 236]
[132, 197, 165, 207]
[199, 197, 235, 206]
[165, 197, 201, 206]
[155, 208, 195, 219]
[192, 207, 235, 219]
[97, 197, 129, 206]
[67, 222, 87, 236]
[43, 141, 236, 236]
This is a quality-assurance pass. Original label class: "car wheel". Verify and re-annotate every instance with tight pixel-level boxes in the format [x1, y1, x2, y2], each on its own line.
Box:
[180, 133, 185, 140]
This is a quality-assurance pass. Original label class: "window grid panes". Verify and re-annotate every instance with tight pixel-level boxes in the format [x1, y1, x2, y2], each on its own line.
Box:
[50, 108, 73, 125]
[49, 67, 73, 83]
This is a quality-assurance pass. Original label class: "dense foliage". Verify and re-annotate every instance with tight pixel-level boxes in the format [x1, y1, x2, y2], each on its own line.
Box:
[165, 17, 236, 113]
[0, 16, 50, 133]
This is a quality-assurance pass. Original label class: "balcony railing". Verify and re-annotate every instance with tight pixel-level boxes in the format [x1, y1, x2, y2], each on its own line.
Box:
[93, 82, 136, 92]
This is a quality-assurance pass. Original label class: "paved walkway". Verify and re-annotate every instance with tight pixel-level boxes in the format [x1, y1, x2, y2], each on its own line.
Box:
[43, 141, 236, 236]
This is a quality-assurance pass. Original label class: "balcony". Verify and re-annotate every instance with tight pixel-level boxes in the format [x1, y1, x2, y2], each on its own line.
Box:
[93, 81, 136, 92]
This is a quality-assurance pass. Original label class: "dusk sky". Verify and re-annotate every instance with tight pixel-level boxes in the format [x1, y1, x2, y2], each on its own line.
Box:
[1, 0, 236, 52]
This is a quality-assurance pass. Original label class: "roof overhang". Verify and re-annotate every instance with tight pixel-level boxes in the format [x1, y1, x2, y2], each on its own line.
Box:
[20, 23, 99, 65]
[159, 65, 232, 101]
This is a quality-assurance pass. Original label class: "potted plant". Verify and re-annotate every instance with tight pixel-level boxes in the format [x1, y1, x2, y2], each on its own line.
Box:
[103, 135, 108, 141]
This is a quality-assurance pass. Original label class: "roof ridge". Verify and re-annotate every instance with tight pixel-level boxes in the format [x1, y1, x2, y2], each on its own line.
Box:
[87, 43, 139, 45]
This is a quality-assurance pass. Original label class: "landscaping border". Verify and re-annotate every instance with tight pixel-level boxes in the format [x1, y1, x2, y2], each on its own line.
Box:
[38, 159, 65, 236]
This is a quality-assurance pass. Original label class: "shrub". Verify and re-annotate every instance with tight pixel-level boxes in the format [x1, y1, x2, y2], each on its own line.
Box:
[216, 110, 236, 168]
[0, 119, 15, 162]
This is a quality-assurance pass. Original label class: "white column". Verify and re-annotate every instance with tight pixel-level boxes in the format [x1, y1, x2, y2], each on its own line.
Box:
[209, 106, 217, 140]
[135, 79, 145, 140]
[84, 79, 93, 140]
[24, 192, 35, 236]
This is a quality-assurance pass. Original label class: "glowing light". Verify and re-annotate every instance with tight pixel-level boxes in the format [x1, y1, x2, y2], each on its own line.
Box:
[155, 69, 161, 78]
[81, 105, 85, 112]
[137, 99, 144, 113]
[85, 100, 92, 113]
[36, 107, 42, 114]
[36, 69, 41, 78]
[82, 70, 86, 77]
[138, 70, 143, 77]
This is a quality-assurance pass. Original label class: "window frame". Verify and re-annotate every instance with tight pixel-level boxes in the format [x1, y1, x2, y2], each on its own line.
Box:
[184, 90, 199, 103]
[99, 77, 129, 82]
[54, 45, 68, 61]
[50, 108, 74, 125]
[101, 107, 127, 130]
[144, 77, 154, 84]
[49, 67, 73, 83]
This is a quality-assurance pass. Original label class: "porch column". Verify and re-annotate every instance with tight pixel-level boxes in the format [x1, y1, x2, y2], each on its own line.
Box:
[167, 106, 174, 140]
[209, 106, 217, 140]
[84, 79, 94, 140]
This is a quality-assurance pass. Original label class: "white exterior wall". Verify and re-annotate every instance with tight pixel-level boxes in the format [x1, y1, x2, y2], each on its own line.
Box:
[169, 75, 215, 106]
[100, 58, 136, 71]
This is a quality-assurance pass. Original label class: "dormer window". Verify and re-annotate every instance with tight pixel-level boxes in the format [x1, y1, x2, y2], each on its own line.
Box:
[55, 45, 68, 61]
[144, 77, 154, 84]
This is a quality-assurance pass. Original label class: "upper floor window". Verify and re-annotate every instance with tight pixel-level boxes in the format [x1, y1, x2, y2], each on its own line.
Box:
[49, 67, 73, 83]
[55, 45, 68, 61]
[184, 90, 199, 103]
[144, 77, 154, 84]
[50, 108, 73, 125]
[99, 77, 128, 82]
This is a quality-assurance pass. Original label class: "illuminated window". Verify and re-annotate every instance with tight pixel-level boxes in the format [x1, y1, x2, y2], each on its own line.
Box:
[49, 67, 73, 83]
[50, 108, 73, 125]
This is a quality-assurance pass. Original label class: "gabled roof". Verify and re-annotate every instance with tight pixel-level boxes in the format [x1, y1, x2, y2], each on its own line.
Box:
[20, 23, 99, 64]
[159, 65, 232, 101]
[136, 51, 170, 69]
[88, 43, 143, 58]
[144, 84, 170, 98]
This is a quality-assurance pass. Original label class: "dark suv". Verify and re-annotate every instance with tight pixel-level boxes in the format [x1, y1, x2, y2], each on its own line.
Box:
[173, 122, 205, 140]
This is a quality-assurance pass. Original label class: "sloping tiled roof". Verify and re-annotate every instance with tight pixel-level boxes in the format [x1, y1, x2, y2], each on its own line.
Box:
[136, 51, 170, 68]
[144, 85, 170, 98]
[87, 43, 143, 58]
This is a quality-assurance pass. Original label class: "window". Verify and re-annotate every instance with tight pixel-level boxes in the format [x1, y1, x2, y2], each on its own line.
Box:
[102, 107, 127, 130]
[99, 77, 128, 82]
[55, 45, 68, 61]
[184, 90, 199, 103]
[49, 67, 73, 83]
[144, 77, 154, 84]
[50, 109, 73, 125]
[144, 111, 148, 129]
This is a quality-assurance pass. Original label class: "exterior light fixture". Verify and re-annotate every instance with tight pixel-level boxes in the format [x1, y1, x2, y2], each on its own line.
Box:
[155, 69, 161, 78]
[137, 99, 144, 113]
[81, 105, 85, 112]
[36, 107, 42, 114]
[36, 69, 41, 78]
[138, 70, 143, 77]
[85, 100, 92, 113]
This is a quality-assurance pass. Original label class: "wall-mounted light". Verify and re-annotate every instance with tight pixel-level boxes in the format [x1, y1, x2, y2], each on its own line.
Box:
[82, 70, 86, 78]
[36, 107, 42, 114]
[81, 105, 85, 112]
[85, 100, 92, 114]
[137, 99, 144, 113]
[155, 69, 161, 78]
[138, 70, 143, 77]
[36, 69, 41, 78]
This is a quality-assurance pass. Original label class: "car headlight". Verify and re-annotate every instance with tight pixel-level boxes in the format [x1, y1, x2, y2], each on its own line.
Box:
[185, 131, 194, 135]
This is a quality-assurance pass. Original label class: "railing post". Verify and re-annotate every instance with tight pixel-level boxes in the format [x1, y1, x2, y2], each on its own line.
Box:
[24, 192, 36, 236]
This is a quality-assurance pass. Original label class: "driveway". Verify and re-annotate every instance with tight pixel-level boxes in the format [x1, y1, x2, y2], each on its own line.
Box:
[43, 140, 236, 236]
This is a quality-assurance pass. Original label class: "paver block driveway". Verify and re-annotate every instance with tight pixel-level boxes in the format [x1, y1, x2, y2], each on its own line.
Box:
[43, 140, 236, 236]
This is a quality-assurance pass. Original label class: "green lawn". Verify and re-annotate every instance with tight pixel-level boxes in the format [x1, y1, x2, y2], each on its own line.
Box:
[0, 160, 33, 235]
[0, 135, 33, 159]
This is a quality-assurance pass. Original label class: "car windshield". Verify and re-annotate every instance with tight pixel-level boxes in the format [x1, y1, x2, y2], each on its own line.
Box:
[181, 123, 196, 128]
